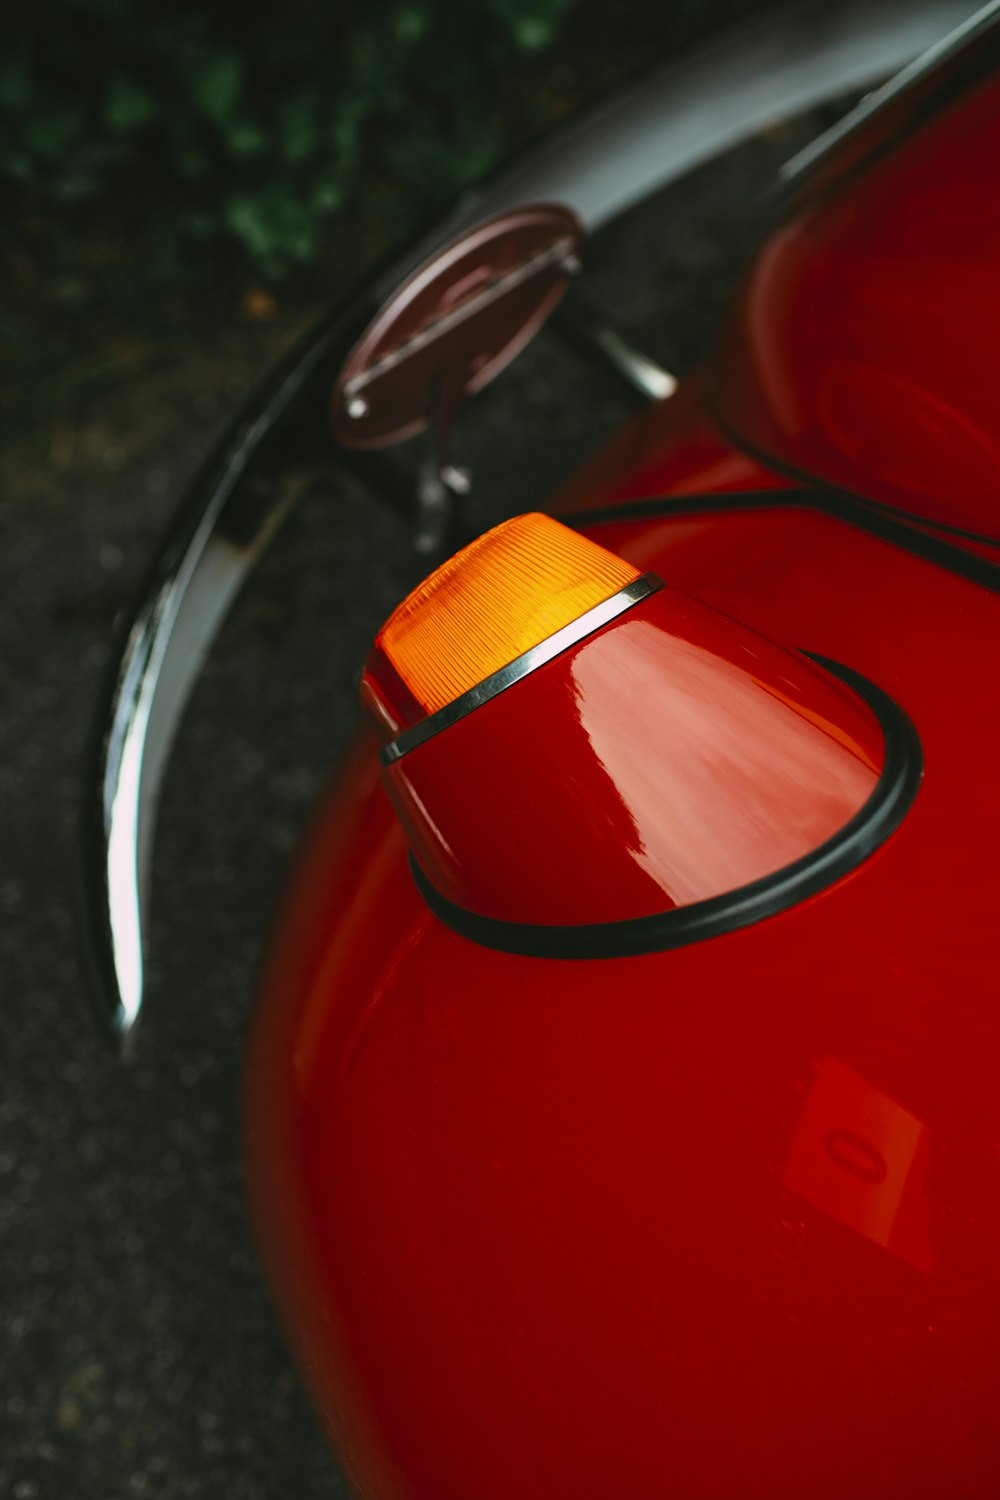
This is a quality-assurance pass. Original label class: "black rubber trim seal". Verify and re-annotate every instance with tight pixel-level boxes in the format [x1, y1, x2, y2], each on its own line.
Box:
[573, 480, 1000, 596]
[408, 656, 922, 960]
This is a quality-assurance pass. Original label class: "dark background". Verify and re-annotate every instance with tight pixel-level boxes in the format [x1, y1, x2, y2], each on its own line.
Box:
[1, 3, 870, 1495]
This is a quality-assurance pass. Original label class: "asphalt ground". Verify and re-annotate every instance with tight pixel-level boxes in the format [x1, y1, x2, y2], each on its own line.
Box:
[2, 101, 836, 1498]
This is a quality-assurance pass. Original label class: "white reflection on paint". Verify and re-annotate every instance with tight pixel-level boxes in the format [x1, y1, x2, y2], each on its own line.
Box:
[570, 620, 877, 907]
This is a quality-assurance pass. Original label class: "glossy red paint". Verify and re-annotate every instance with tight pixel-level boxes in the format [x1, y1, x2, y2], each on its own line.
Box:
[554, 374, 795, 510]
[381, 583, 883, 924]
[245, 494, 1000, 1500]
[713, 69, 1000, 538]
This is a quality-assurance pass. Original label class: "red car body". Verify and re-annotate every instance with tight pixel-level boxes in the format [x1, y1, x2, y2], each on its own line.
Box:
[78, 4, 1000, 1495]
[242, 18, 1000, 1500]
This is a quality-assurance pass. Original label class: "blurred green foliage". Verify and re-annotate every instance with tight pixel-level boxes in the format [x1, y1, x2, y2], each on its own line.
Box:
[0, 0, 578, 283]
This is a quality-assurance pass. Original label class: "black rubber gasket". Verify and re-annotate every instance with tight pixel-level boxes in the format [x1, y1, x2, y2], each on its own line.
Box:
[692, 419, 1000, 598]
[568, 484, 1000, 595]
[408, 657, 922, 960]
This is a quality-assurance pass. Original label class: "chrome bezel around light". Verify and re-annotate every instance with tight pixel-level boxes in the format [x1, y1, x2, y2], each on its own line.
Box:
[380, 571, 663, 766]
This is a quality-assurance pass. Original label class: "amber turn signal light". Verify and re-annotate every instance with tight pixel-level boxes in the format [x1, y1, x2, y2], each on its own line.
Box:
[376, 512, 640, 714]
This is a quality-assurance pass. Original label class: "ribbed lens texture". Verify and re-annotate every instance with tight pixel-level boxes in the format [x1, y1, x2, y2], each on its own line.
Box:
[377, 512, 640, 714]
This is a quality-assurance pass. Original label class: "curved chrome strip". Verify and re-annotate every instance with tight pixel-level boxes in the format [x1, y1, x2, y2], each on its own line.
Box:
[381, 0, 973, 285]
[781, 0, 1000, 188]
[84, 0, 967, 1053]
[81, 310, 371, 1054]
[380, 573, 663, 766]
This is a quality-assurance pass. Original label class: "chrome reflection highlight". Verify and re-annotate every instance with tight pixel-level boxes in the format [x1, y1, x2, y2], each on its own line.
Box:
[81, 323, 340, 1056]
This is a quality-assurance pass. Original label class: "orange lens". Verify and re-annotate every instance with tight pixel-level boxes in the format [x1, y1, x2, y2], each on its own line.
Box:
[377, 512, 640, 714]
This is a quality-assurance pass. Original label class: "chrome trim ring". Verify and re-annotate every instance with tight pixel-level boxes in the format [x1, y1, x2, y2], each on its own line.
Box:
[380, 572, 663, 766]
